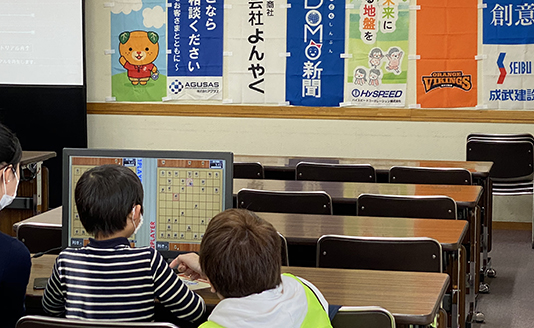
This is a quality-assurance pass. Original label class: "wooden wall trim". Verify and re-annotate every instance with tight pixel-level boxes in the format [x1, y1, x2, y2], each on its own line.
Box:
[87, 102, 534, 124]
[493, 221, 532, 231]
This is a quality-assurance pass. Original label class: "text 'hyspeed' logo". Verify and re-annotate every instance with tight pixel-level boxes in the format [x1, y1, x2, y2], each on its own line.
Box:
[421, 71, 472, 93]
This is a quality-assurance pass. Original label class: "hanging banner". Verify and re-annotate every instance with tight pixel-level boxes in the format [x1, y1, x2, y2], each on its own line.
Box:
[167, 0, 224, 100]
[482, 0, 534, 109]
[225, 0, 287, 103]
[416, 0, 477, 108]
[111, 0, 167, 102]
[286, 0, 345, 107]
[344, 0, 409, 107]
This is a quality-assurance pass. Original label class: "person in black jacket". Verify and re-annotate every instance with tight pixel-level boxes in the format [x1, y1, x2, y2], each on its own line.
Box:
[0, 122, 31, 328]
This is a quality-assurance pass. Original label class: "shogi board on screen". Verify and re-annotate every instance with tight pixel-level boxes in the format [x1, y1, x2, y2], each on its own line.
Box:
[156, 159, 222, 246]
[62, 149, 233, 256]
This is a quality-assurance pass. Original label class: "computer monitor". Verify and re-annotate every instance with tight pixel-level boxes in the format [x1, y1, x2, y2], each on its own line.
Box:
[62, 148, 233, 258]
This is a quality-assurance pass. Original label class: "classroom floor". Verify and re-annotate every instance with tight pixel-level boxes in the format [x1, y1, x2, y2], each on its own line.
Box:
[473, 229, 534, 328]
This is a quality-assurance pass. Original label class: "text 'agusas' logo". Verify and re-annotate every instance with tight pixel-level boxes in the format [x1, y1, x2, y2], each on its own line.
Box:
[421, 71, 472, 93]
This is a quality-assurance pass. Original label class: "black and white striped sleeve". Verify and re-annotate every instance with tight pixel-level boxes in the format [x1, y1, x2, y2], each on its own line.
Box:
[151, 251, 205, 322]
[42, 257, 66, 316]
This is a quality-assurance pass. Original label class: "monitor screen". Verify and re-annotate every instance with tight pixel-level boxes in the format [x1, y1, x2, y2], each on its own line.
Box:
[62, 148, 233, 258]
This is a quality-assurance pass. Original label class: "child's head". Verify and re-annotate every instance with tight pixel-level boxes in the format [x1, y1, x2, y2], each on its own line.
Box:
[200, 209, 282, 298]
[75, 164, 143, 238]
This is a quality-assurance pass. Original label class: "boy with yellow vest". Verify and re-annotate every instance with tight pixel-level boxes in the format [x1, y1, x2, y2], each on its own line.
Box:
[171, 209, 332, 328]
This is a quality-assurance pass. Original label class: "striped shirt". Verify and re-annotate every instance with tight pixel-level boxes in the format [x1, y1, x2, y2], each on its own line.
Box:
[42, 237, 205, 322]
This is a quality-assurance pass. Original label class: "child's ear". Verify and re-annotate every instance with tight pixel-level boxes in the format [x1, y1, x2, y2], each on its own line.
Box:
[132, 204, 142, 219]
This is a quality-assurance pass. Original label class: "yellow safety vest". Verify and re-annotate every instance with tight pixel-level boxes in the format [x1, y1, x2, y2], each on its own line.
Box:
[199, 273, 332, 328]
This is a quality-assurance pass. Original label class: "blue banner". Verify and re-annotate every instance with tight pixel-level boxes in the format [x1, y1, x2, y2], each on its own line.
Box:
[286, 0, 345, 106]
[483, 0, 534, 44]
[167, 0, 224, 76]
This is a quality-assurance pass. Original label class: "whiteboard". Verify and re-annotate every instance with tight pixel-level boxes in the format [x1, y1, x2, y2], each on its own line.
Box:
[0, 0, 83, 85]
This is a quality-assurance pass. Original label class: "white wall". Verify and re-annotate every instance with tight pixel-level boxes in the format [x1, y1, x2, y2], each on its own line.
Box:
[85, 1, 534, 222]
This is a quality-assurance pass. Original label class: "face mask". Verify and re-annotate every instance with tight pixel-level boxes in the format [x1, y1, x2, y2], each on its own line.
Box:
[132, 207, 144, 235]
[0, 166, 19, 210]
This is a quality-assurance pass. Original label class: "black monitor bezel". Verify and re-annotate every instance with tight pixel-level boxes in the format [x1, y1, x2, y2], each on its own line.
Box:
[62, 148, 234, 250]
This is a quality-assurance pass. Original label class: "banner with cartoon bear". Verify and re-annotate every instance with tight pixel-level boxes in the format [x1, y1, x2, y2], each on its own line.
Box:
[224, 0, 287, 104]
[286, 0, 345, 107]
[111, 0, 167, 102]
[482, 0, 534, 109]
[343, 0, 409, 107]
[416, 0, 477, 108]
[167, 0, 224, 100]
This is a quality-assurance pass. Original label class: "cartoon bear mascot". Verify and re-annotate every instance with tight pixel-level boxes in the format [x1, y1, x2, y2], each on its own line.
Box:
[119, 31, 159, 85]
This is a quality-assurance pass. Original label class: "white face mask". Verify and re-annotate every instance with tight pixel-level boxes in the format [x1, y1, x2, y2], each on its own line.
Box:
[0, 166, 19, 210]
[132, 207, 144, 235]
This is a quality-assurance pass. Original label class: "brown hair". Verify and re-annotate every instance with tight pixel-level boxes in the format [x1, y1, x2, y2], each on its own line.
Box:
[199, 209, 282, 298]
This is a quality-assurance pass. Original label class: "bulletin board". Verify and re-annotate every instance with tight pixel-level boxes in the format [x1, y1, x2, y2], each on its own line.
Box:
[87, 0, 534, 123]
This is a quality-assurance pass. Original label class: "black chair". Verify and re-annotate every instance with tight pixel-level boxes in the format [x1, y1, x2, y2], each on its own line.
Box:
[331, 306, 396, 328]
[279, 232, 289, 266]
[389, 166, 472, 185]
[317, 235, 447, 326]
[466, 133, 534, 289]
[16, 222, 62, 254]
[357, 194, 457, 220]
[467, 135, 534, 193]
[16, 316, 179, 328]
[234, 162, 265, 179]
[296, 162, 376, 182]
[317, 235, 442, 273]
[236, 188, 333, 215]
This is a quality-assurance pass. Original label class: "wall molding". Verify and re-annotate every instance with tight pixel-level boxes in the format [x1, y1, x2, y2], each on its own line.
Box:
[493, 221, 532, 231]
[87, 102, 534, 124]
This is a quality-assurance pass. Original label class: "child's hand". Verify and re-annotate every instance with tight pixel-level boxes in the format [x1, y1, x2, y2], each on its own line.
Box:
[170, 253, 205, 280]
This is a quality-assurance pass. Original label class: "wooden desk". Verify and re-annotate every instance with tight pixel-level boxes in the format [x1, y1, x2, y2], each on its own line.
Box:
[259, 212, 468, 252]
[21, 151, 57, 167]
[235, 155, 492, 180]
[234, 179, 483, 210]
[0, 151, 56, 236]
[236, 154, 495, 278]
[28, 255, 449, 326]
[12, 206, 62, 234]
[259, 212, 467, 327]
[235, 179, 481, 324]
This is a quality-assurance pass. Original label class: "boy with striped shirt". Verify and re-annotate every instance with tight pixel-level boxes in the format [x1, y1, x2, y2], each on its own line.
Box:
[42, 164, 205, 323]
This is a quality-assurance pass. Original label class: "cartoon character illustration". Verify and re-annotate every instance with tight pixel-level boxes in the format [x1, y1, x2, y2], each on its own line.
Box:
[305, 40, 322, 61]
[368, 69, 381, 87]
[385, 47, 403, 74]
[369, 48, 384, 68]
[353, 67, 367, 86]
[119, 31, 159, 85]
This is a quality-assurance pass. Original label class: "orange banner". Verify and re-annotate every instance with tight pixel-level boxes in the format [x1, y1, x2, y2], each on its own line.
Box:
[416, 0, 478, 108]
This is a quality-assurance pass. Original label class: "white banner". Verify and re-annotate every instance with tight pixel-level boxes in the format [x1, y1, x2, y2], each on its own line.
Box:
[225, 0, 287, 104]
[167, 76, 222, 100]
[482, 44, 534, 109]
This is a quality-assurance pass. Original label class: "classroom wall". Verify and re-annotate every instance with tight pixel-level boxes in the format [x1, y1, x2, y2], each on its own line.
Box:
[85, 1, 534, 222]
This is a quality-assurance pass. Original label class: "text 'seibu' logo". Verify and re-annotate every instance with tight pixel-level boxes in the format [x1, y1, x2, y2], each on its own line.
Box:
[497, 52, 532, 85]
[421, 71, 472, 93]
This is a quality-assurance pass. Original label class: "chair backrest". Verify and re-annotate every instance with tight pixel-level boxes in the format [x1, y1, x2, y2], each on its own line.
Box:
[296, 162, 376, 182]
[279, 232, 289, 266]
[357, 194, 457, 220]
[466, 137, 534, 181]
[389, 166, 472, 185]
[237, 188, 333, 215]
[317, 235, 442, 273]
[16, 222, 62, 254]
[16, 315, 179, 328]
[331, 306, 396, 328]
[234, 162, 265, 179]
[467, 133, 534, 143]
